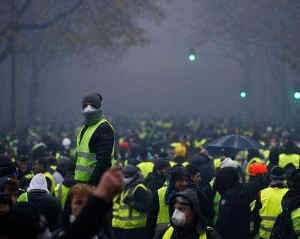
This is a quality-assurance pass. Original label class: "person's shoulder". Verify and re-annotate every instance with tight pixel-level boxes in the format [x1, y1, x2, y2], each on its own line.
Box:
[97, 120, 114, 132]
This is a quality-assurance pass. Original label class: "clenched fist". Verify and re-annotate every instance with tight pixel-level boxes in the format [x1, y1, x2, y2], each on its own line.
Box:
[94, 166, 124, 202]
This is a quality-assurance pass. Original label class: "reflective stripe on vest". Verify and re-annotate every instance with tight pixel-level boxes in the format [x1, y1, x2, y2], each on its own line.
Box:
[279, 154, 300, 169]
[259, 187, 288, 239]
[112, 184, 147, 229]
[213, 191, 221, 225]
[44, 172, 56, 195]
[157, 186, 169, 224]
[75, 118, 115, 182]
[162, 226, 207, 239]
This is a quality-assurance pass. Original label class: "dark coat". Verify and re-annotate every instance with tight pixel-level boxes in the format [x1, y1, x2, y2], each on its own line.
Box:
[215, 175, 268, 239]
[26, 189, 61, 232]
[78, 121, 114, 186]
[58, 196, 112, 239]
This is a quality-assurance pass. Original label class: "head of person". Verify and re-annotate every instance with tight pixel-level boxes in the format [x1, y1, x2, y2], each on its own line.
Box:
[269, 136, 279, 149]
[247, 149, 260, 160]
[33, 158, 48, 174]
[187, 155, 213, 184]
[248, 162, 268, 181]
[287, 169, 300, 191]
[122, 165, 140, 187]
[154, 159, 170, 177]
[81, 92, 103, 126]
[215, 167, 239, 195]
[62, 137, 71, 150]
[169, 189, 206, 234]
[27, 174, 49, 194]
[269, 166, 285, 183]
[16, 154, 29, 173]
[169, 166, 189, 192]
[284, 140, 297, 155]
[3, 178, 19, 204]
[69, 184, 93, 221]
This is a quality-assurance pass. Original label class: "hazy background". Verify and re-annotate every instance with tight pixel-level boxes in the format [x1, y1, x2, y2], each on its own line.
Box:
[1, 0, 300, 129]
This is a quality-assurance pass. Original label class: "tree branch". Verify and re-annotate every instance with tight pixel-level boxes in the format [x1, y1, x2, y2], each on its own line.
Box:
[0, 0, 32, 37]
[16, 0, 85, 31]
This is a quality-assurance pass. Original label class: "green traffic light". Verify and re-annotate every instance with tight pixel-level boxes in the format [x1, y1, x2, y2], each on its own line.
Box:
[188, 53, 196, 62]
[240, 91, 247, 98]
[294, 91, 300, 100]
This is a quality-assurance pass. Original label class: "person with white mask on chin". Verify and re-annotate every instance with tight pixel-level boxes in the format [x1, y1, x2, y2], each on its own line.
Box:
[112, 165, 154, 239]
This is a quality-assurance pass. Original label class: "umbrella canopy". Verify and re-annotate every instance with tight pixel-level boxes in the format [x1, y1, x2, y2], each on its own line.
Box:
[206, 134, 263, 151]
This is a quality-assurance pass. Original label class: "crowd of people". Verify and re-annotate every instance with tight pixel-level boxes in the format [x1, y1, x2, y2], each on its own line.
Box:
[1, 93, 300, 239]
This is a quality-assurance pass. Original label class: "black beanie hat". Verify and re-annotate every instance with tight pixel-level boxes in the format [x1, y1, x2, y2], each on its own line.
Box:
[270, 166, 285, 180]
[82, 92, 102, 109]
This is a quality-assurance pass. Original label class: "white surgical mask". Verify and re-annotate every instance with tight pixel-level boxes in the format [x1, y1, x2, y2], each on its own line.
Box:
[171, 208, 186, 227]
[124, 176, 135, 185]
[83, 105, 97, 113]
[69, 215, 76, 223]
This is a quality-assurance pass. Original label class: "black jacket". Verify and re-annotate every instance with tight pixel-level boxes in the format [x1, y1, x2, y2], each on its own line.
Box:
[26, 189, 61, 232]
[79, 121, 114, 186]
[58, 196, 112, 239]
[215, 176, 268, 239]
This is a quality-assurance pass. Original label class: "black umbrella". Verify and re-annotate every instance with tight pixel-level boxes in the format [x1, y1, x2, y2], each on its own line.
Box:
[206, 134, 263, 151]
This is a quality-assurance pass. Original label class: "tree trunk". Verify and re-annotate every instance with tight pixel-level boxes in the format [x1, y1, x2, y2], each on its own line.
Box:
[29, 51, 40, 122]
[10, 37, 17, 130]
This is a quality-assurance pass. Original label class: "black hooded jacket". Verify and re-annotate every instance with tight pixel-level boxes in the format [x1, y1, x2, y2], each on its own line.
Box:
[214, 167, 268, 239]
[167, 189, 219, 239]
[26, 189, 61, 232]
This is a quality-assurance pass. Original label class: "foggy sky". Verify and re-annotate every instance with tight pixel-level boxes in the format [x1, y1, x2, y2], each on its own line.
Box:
[37, 0, 243, 123]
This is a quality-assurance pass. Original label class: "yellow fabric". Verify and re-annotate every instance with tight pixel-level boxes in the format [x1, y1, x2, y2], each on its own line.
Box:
[291, 208, 300, 237]
[214, 158, 221, 170]
[136, 161, 154, 178]
[75, 118, 115, 182]
[162, 226, 207, 239]
[157, 186, 169, 224]
[17, 192, 28, 202]
[213, 191, 221, 225]
[279, 154, 300, 169]
[170, 161, 189, 168]
[112, 184, 148, 229]
[54, 184, 70, 209]
[259, 187, 288, 239]
[173, 144, 187, 157]
[43, 172, 56, 195]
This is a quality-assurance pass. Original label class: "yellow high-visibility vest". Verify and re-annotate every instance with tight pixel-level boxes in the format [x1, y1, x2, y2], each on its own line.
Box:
[112, 184, 148, 229]
[259, 187, 288, 239]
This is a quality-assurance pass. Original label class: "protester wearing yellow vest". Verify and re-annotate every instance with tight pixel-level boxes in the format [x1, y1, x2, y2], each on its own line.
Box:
[279, 141, 300, 170]
[136, 161, 154, 178]
[112, 165, 153, 239]
[75, 92, 115, 186]
[254, 167, 288, 239]
[162, 189, 212, 239]
[155, 166, 190, 238]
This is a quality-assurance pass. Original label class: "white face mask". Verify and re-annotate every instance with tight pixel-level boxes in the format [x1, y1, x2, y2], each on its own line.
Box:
[171, 208, 186, 227]
[124, 176, 135, 185]
[83, 105, 97, 113]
